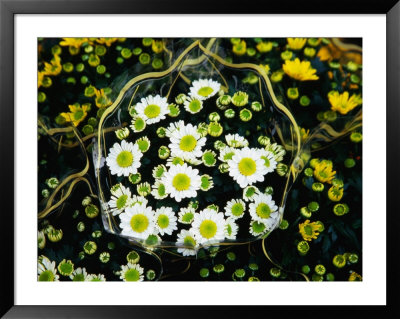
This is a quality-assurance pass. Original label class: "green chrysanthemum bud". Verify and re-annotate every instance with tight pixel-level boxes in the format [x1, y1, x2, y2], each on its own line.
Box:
[208, 122, 223, 137]
[279, 219, 289, 230]
[307, 201, 319, 213]
[217, 95, 231, 109]
[47, 228, 63, 242]
[77, 222, 85, 232]
[41, 189, 50, 198]
[251, 101, 263, 112]
[332, 254, 346, 268]
[139, 53, 151, 65]
[333, 203, 349, 216]
[129, 173, 141, 184]
[199, 268, 209, 278]
[301, 265, 311, 274]
[224, 108, 235, 118]
[226, 252, 236, 261]
[213, 264, 225, 274]
[85, 204, 99, 218]
[314, 264, 326, 275]
[326, 273, 335, 281]
[146, 269, 156, 280]
[312, 182, 324, 192]
[304, 47, 316, 58]
[158, 146, 170, 159]
[239, 108, 252, 121]
[156, 127, 166, 138]
[126, 250, 140, 264]
[175, 93, 187, 105]
[297, 240, 310, 256]
[270, 267, 281, 278]
[115, 127, 129, 140]
[344, 158, 356, 168]
[46, 177, 59, 189]
[218, 163, 229, 173]
[83, 241, 97, 255]
[232, 91, 249, 107]
[276, 163, 289, 176]
[214, 140, 226, 150]
[168, 103, 180, 117]
[234, 268, 246, 279]
[99, 252, 110, 263]
[300, 206, 312, 218]
[287, 87, 299, 100]
[92, 230, 102, 238]
[300, 95, 311, 107]
[209, 112, 220, 122]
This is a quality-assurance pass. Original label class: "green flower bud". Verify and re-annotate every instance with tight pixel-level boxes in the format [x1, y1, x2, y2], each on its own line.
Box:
[307, 201, 319, 213]
[83, 241, 97, 255]
[300, 95, 311, 106]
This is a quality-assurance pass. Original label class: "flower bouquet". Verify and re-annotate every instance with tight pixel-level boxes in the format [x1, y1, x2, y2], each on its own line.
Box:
[94, 40, 302, 257]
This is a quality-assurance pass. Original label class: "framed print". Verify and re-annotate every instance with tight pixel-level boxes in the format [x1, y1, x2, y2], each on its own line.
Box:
[1, 0, 399, 317]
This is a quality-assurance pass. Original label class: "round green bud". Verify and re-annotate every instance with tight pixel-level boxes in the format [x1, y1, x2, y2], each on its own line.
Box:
[226, 252, 236, 261]
[41, 76, 52, 88]
[99, 252, 110, 263]
[312, 274, 324, 281]
[350, 74, 360, 84]
[213, 264, 225, 274]
[264, 186, 273, 195]
[271, 71, 284, 82]
[333, 255, 346, 268]
[199, 268, 209, 278]
[344, 158, 356, 168]
[300, 206, 312, 218]
[287, 87, 299, 100]
[78, 251, 85, 260]
[83, 241, 97, 255]
[66, 77, 76, 85]
[234, 268, 246, 279]
[324, 110, 337, 122]
[107, 242, 115, 250]
[84, 45, 93, 53]
[281, 50, 293, 60]
[139, 53, 151, 65]
[152, 58, 164, 69]
[84, 85, 96, 97]
[96, 65, 106, 74]
[279, 219, 289, 230]
[248, 263, 259, 271]
[55, 114, 66, 125]
[333, 203, 349, 216]
[276, 163, 289, 177]
[209, 112, 220, 122]
[116, 57, 124, 64]
[85, 204, 99, 218]
[63, 62, 74, 73]
[312, 182, 325, 192]
[146, 269, 156, 281]
[300, 95, 311, 107]
[92, 230, 102, 238]
[80, 76, 89, 85]
[129, 173, 141, 184]
[158, 146, 170, 159]
[348, 253, 359, 264]
[218, 163, 229, 173]
[132, 47, 142, 55]
[51, 45, 62, 55]
[224, 108, 235, 118]
[121, 48, 132, 59]
[97, 107, 106, 119]
[246, 47, 256, 56]
[270, 267, 281, 278]
[329, 61, 340, 69]
[350, 132, 362, 143]
[301, 265, 311, 274]
[297, 240, 310, 255]
[251, 101, 263, 112]
[307, 201, 319, 213]
[95, 45, 106, 56]
[175, 93, 187, 105]
[317, 111, 325, 121]
[76, 63, 85, 73]
[304, 167, 313, 177]
[82, 124, 94, 136]
[326, 273, 335, 281]
[304, 47, 316, 58]
[314, 264, 326, 275]
[239, 108, 252, 122]
[142, 38, 152, 46]
[41, 189, 50, 198]
[126, 250, 140, 264]
[314, 221, 325, 232]
[248, 276, 260, 281]
[77, 222, 85, 232]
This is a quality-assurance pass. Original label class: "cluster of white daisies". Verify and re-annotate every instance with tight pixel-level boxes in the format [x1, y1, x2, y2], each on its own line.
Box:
[103, 78, 287, 255]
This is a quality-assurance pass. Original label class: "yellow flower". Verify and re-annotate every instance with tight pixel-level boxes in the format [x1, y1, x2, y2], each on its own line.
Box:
[287, 38, 307, 50]
[299, 220, 322, 241]
[328, 91, 362, 115]
[43, 54, 62, 76]
[348, 272, 362, 281]
[260, 64, 270, 74]
[328, 186, 344, 202]
[256, 41, 273, 53]
[232, 40, 246, 56]
[152, 40, 164, 54]
[60, 104, 89, 127]
[38, 71, 45, 88]
[313, 160, 336, 184]
[59, 38, 88, 48]
[94, 89, 112, 108]
[283, 58, 319, 81]
[95, 38, 119, 47]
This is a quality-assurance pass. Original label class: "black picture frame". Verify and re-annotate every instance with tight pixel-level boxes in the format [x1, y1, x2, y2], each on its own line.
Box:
[1, 0, 399, 317]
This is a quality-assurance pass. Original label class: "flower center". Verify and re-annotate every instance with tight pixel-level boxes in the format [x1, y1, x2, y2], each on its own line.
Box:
[198, 86, 213, 97]
[256, 203, 271, 219]
[73, 274, 85, 281]
[116, 194, 128, 209]
[144, 104, 161, 118]
[183, 236, 196, 247]
[261, 156, 271, 168]
[304, 225, 313, 236]
[238, 158, 257, 176]
[252, 221, 266, 233]
[188, 99, 202, 112]
[130, 213, 149, 233]
[73, 110, 84, 120]
[231, 203, 244, 217]
[157, 184, 166, 196]
[157, 214, 169, 229]
[172, 173, 191, 191]
[59, 263, 73, 275]
[38, 270, 54, 281]
[116, 151, 134, 168]
[199, 220, 218, 239]
[226, 224, 232, 236]
[182, 212, 194, 223]
[179, 135, 197, 152]
[124, 268, 140, 281]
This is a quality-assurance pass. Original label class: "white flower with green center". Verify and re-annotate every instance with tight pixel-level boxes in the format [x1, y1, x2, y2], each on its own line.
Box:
[106, 140, 143, 177]
[152, 164, 167, 179]
[258, 149, 277, 173]
[169, 122, 206, 161]
[119, 203, 155, 240]
[135, 94, 169, 125]
[176, 229, 198, 256]
[119, 263, 144, 281]
[136, 136, 151, 153]
[161, 163, 201, 202]
[218, 146, 236, 162]
[154, 206, 177, 236]
[202, 150, 217, 167]
[243, 185, 260, 202]
[191, 209, 226, 245]
[266, 142, 286, 162]
[69, 267, 89, 281]
[166, 156, 185, 167]
[225, 133, 249, 148]
[38, 256, 59, 281]
[130, 195, 148, 207]
[189, 78, 221, 100]
[108, 183, 132, 216]
[224, 218, 239, 240]
[151, 180, 168, 199]
[227, 147, 268, 188]
[178, 207, 196, 224]
[224, 199, 246, 219]
[183, 97, 203, 114]
[165, 120, 185, 137]
[249, 193, 279, 228]
[88, 274, 106, 282]
[200, 174, 214, 191]
[249, 220, 267, 236]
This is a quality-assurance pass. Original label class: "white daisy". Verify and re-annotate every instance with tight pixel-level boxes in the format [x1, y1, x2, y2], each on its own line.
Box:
[227, 147, 268, 188]
[119, 203, 155, 240]
[38, 256, 59, 281]
[151, 180, 168, 199]
[225, 133, 249, 148]
[176, 229, 198, 256]
[165, 120, 185, 138]
[108, 183, 132, 216]
[224, 218, 239, 240]
[178, 207, 196, 224]
[135, 94, 169, 125]
[69, 267, 89, 281]
[161, 163, 201, 202]
[191, 208, 226, 245]
[154, 206, 177, 236]
[119, 263, 144, 281]
[224, 199, 246, 219]
[106, 140, 143, 177]
[218, 146, 236, 162]
[183, 96, 203, 114]
[258, 149, 278, 173]
[249, 193, 279, 229]
[189, 78, 221, 100]
[169, 122, 206, 161]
